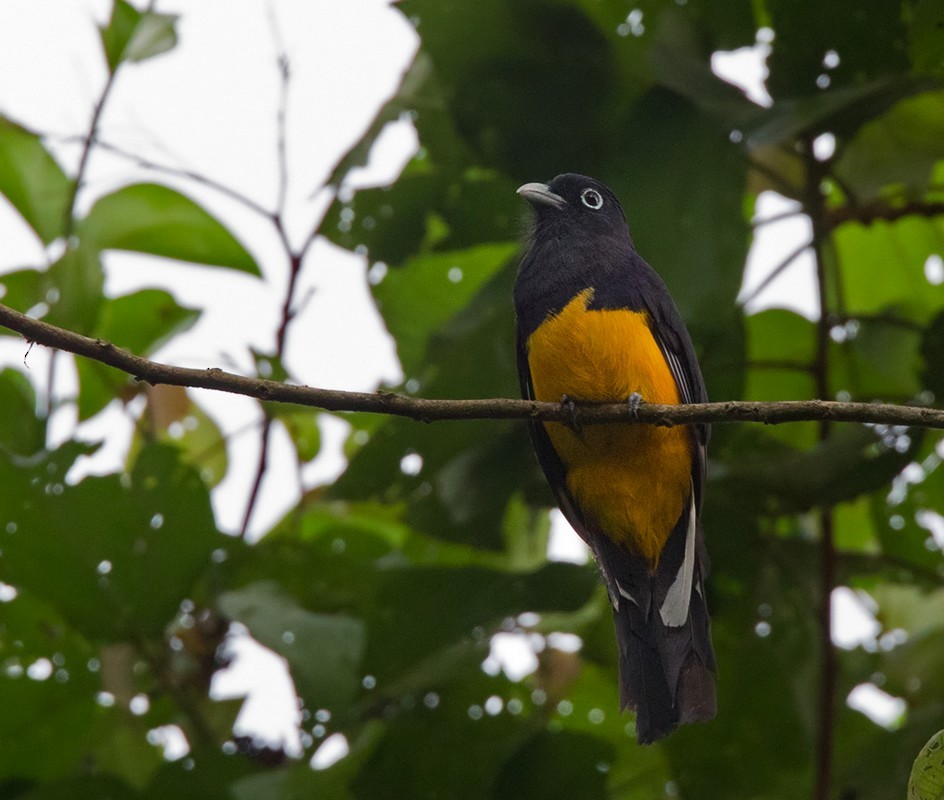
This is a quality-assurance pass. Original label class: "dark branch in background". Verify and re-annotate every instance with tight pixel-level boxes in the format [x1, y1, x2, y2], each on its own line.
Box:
[805, 135, 838, 800]
[826, 200, 944, 229]
[4, 302, 944, 429]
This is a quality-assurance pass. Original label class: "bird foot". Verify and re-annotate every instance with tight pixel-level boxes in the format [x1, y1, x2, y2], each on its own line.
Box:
[627, 391, 644, 419]
[560, 394, 581, 433]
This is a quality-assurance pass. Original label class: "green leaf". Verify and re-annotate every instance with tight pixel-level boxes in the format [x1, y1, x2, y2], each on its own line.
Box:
[100, 0, 142, 71]
[0, 116, 71, 243]
[920, 310, 944, 397]
[0, 268, 46, 320]
[871, 584, 944, 638]
[834, 216, 944, 320]
[909, 729, 944, 800]
[0, 680, 110, 783]
[872, 435, 944, 572]
[746, 76, 936, 150]
[400, 0, 622, 180]
[0, 586, 111, 782]
[744, 308, 816, 403]
[100, 288, 200, 356]
[373, 242, 517, 375]
[123, 10, 178, 64]
[836, 91, 944, 202]
[765, 0, 908, 99]
[714, 425, 919, 514]
[492, 731, 614, 800]
[218, 582, 366, 713]
[132, 387, 230, 487]
[74, 359, 131, 422]
[609, 89, 749, 334]
[0, 442, 220, 641]
[831, 316, 924, 400]
[350, 659, 540, 799]
[908, 0, 944, 76]
[75, 290, 201, 421]
[0, 368, 45, 456]
[649, 7, 762, 124]
[166, 400, 229, 488]
[99, 0, 178, 73]
[25, 775, 141, 800]
[44, 245, 105, 335]
[81, 183, 260, 275]
[280, 411, 322, 463]
[363, 561, 596, 681]
[833, 496, 880, 553]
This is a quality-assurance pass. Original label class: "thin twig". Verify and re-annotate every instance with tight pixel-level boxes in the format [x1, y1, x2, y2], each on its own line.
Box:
[751, 207, 804, 228]
[62, 69, 119, 239]
[240, 417, 272, 537]
[240, 34, 301, 538]
[739, 239, 811, 308]
[4, 302, 944, 429]
[47, 34, 122, 445]
[85, 138, 274, 218]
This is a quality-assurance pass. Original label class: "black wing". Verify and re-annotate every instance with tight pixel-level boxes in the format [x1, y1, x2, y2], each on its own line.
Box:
[644, 278, 709, 514]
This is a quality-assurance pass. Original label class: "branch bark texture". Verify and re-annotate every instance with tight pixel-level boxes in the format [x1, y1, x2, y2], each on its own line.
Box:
[3, 302, 944, 429]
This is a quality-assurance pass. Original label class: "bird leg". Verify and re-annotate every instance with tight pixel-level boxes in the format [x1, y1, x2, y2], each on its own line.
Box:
[627, 391, 644, 420]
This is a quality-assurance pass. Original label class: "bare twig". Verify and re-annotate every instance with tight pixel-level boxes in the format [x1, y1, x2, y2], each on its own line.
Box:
[63, 69, 119, 239]
[751, 207, 804, 228]
[87, 138, 274, 218]
[240, 38, 296, 538]
[739, 239, 811, 308]
[4, 302, 944, 430]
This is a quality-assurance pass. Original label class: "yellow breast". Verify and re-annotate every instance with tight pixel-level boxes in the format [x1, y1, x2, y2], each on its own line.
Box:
[527, 290, 692, 565]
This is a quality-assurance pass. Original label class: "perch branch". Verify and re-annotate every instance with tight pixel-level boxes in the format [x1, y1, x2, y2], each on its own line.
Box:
[3, 302, 944, 429]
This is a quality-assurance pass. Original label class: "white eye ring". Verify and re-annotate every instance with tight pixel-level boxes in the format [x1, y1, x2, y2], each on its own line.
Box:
[581, 188, 603, 210]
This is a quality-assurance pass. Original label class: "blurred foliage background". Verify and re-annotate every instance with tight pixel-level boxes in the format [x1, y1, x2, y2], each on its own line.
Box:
[2, 1, 944, 798]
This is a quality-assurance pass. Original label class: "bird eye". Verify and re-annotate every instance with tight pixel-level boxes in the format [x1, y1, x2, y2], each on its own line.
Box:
[580, 188, 603, 210]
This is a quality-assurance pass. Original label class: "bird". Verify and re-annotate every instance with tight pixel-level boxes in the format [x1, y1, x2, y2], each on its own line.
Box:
[514, 173, 716, 743]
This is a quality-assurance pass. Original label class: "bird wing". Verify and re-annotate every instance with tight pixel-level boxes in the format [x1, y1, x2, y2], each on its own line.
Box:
[644, 283, 709, 513]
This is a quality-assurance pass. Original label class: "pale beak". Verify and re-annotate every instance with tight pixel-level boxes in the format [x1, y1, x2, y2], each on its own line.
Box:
[516, 182, 566, 210]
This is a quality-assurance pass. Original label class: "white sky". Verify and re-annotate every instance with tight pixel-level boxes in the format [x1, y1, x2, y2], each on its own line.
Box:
[0, 1, 896, 759]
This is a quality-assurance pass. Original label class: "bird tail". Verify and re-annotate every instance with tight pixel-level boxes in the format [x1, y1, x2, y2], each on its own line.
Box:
[592, 497, 716, 744]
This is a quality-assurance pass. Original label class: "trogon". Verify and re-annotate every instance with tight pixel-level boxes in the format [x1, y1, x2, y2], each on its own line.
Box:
[514, 173, 716, 743]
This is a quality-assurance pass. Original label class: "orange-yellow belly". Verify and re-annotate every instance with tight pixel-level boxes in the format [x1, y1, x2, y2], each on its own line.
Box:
[527, 290, 692, 564]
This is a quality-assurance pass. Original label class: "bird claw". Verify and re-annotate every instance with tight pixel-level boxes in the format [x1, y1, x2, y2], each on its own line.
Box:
[627, 391, 644, 419]
[560, 394, 581, 433]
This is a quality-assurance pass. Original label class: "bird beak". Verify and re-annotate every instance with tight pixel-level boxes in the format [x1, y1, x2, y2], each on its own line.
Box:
[517, 182, 566, 210]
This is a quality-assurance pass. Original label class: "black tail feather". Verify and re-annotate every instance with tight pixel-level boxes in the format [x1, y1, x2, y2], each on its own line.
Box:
[591, 509, 716, 744]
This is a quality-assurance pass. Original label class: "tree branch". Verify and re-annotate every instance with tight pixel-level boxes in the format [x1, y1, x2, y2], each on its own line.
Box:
[827, 200, 944, 229]
[805, 134, 838, 800]
[3, 302, 944, 430]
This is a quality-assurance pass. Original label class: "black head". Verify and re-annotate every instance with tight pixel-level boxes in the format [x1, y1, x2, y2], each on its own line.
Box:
[517, 173, 629, 241]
